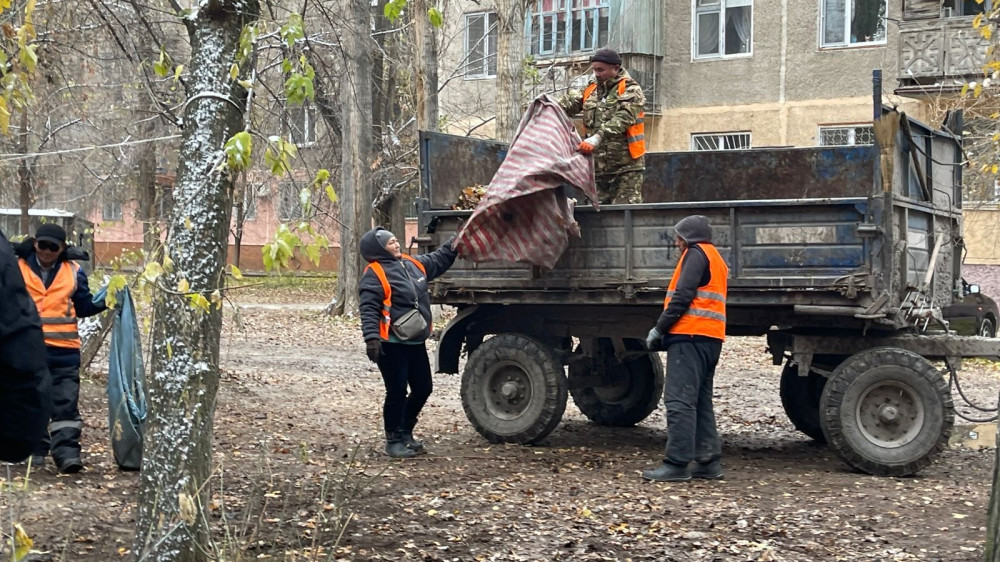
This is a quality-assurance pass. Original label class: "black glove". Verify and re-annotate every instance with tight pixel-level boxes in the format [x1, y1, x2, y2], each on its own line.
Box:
[366, 339, 382, 363]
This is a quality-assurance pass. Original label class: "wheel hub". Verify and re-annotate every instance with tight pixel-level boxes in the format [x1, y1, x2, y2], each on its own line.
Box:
[484, 361, 534, 420]
[856, 380, 925, 448]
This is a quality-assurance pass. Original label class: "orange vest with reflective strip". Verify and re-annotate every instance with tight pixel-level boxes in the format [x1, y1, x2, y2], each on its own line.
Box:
[19, 258, 81, 349]
[582, 79, 646, 159]
[364, 254, 427, 340]
[663, 244, 728, 341]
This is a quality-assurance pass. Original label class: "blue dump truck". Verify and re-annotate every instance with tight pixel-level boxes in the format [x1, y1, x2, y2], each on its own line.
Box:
[414, 111, 999, 476]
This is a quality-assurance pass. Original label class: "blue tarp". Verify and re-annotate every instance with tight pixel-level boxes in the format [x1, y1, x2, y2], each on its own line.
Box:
[103, 287, 147, 470]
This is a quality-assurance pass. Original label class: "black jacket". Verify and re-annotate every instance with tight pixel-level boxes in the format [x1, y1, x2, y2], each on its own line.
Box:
[0, 229, 51, 462]
[359, 227, 457, 343]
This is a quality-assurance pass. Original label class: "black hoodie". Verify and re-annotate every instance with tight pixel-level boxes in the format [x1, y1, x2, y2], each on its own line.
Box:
[359, 227, 458, 343]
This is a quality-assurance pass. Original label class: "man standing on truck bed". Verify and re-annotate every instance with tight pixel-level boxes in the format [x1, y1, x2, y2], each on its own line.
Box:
[559, 47, 646, 204]
[642, 215, 729, 482]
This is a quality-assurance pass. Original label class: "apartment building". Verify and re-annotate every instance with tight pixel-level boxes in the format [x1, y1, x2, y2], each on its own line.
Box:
[438, 0, 989, 151]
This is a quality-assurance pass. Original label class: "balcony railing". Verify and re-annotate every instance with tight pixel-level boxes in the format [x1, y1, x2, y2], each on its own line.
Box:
[899, 18, 989, 81]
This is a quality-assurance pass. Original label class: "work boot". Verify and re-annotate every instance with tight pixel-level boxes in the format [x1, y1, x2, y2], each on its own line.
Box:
[401, 431, 426, 454]
[385, 433, 417, 459]
[28, 454, 46, 467]
[641, 462, 691, 482]
[691, 459, 724, 480]
[56, 456, 84, 474]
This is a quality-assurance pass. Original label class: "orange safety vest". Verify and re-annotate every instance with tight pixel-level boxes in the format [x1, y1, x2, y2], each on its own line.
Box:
[364, 254, 427, 340]
[663, 244, 728, 341]
[18, 258, 82, 349]
[582, 79, 646, 159]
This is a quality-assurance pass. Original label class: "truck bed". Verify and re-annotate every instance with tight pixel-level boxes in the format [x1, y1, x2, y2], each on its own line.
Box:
[416, 116, 963, 333]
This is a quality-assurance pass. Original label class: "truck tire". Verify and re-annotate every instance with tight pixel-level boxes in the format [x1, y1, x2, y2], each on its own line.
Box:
[569, 338, 664, 427]
[779, 358, 840, 443]
[818, 347, 954, 477]
[461, 333, 568, 444]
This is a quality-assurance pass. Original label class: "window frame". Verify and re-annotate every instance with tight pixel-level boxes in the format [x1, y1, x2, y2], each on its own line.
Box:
[287, 103, 317, 147]
[819, 0, 888, 49]
[942, 0, 991, 17]
[528, 0, 609, 59]
[817, 124, 876, 146]
[102, 189, 123, 222]
[692, 0, 754, 60]
[690, 131, 752, 151]
[464, 11, 498, 79]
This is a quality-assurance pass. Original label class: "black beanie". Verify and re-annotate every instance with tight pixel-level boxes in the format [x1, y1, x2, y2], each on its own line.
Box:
[375, 228, 396, 249]
[35, 223, 67, 245]
[590, 48, 622, 66]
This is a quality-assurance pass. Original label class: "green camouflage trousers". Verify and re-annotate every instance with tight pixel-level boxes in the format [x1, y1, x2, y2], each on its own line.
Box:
[595, 171, 644, 204]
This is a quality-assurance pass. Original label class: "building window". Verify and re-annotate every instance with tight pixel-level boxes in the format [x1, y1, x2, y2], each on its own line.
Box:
[465, 12, 498, 78]
[233, 185, 257, 221]
[528, 0, 609, 58]
[691, 132, 752, 151]
[103, 189, 123, 221]
[818, 125, 875, 146]
[694, 0, 753, 59]
[278, 182, 310, 222]
[288, 103, 317, 147]
[155, 189, 173, 220]
[942, 0, 989, 17]
[821, 0, 886, 48]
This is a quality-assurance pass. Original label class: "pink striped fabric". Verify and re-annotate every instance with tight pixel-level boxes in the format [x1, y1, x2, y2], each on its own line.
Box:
[453, 94, 599, 269]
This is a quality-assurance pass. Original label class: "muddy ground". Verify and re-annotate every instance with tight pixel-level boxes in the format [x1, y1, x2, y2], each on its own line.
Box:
[2, 279, 999, 561]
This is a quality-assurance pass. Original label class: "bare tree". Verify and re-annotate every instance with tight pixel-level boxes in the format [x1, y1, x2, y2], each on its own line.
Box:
[133, 0, 259, 558]
[494, 0, 529, 142]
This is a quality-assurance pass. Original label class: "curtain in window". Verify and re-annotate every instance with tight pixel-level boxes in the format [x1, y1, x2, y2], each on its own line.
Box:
[726, 6, 751, 54]
[698, 13, 720, 56]
[823, 0, 846, 44]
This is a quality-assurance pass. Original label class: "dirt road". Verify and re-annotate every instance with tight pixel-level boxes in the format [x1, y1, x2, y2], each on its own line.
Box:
[2, 284, 997, 561]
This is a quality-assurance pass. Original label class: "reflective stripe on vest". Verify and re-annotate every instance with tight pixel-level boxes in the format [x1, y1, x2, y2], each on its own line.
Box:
[663, 244, 729, 340]
[364, 254, 427, 340]
[581, 79, 646, 159]
[18, 258, 81, 349]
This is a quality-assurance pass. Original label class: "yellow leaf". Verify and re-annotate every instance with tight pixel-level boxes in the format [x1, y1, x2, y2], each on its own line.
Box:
[974, 13, 984, 29]
[427, 509, 438, 516]
[162, 254, 175, 273]
[166, 342, 173, 359]
[174, 65, 184, 81]
[992, 164, 998, 174]
[961, 83, 970, 97]
[984, 26, 994, 40]
[184, 217, 192, 230]
[975, 82, 984, 98]
[177, 278, 190, 293]
[12, 522, 31, 562]
[0, 97, 10, 135]
[229, 63, 238, 80]
[230, 264, 243, 280]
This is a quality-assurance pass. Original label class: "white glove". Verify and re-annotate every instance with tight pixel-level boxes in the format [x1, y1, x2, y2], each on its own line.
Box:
[646, 327, 662, 350]
[578, 134, 602, 154]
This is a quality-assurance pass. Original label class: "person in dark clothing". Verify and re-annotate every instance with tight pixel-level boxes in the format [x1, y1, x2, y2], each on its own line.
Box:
[0, 227, 51, 464]
[642, 215, 729, 482]
[16, 223, 107, 473]
[359, 227, 458, 458]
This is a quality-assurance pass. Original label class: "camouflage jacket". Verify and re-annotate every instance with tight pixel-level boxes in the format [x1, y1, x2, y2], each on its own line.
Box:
[560, 68, 646, 175]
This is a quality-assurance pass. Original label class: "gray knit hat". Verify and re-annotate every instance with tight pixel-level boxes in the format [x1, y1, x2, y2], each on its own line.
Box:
[374, 228, 396, 249]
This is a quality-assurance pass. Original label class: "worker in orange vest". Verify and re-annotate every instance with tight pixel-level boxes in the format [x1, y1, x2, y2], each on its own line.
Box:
[559, 47, 646, 204]
[642, 215, 729, 482]
[16, 223, 107, 474]
[359, 227, 458, 458]
[0, 227, 51, 463]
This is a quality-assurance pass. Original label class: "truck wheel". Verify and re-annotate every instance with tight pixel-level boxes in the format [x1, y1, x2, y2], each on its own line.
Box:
[779, 358, 837, 443]
[980, 318, 996, 338]
[569, 338, 664, 426]
[819, 347, 954, 477]
[461, 334, 568, 444]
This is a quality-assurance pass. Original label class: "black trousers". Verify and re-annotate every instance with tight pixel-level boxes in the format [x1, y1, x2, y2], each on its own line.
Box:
[0, 327, 50, 462]
[35, 348, 83, 462]
[663, 339, 723, 466]
[376, 342, 433, 438]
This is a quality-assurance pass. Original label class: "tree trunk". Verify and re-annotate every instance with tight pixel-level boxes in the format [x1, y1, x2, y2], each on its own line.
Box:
[132, 0, 258, 558]
[495, 0, 528, 143]
[17, 110, 32, 236]
[332, 0, 374, 316]
[988, 419, 1000, 560]
[412, 0, 438, 132]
